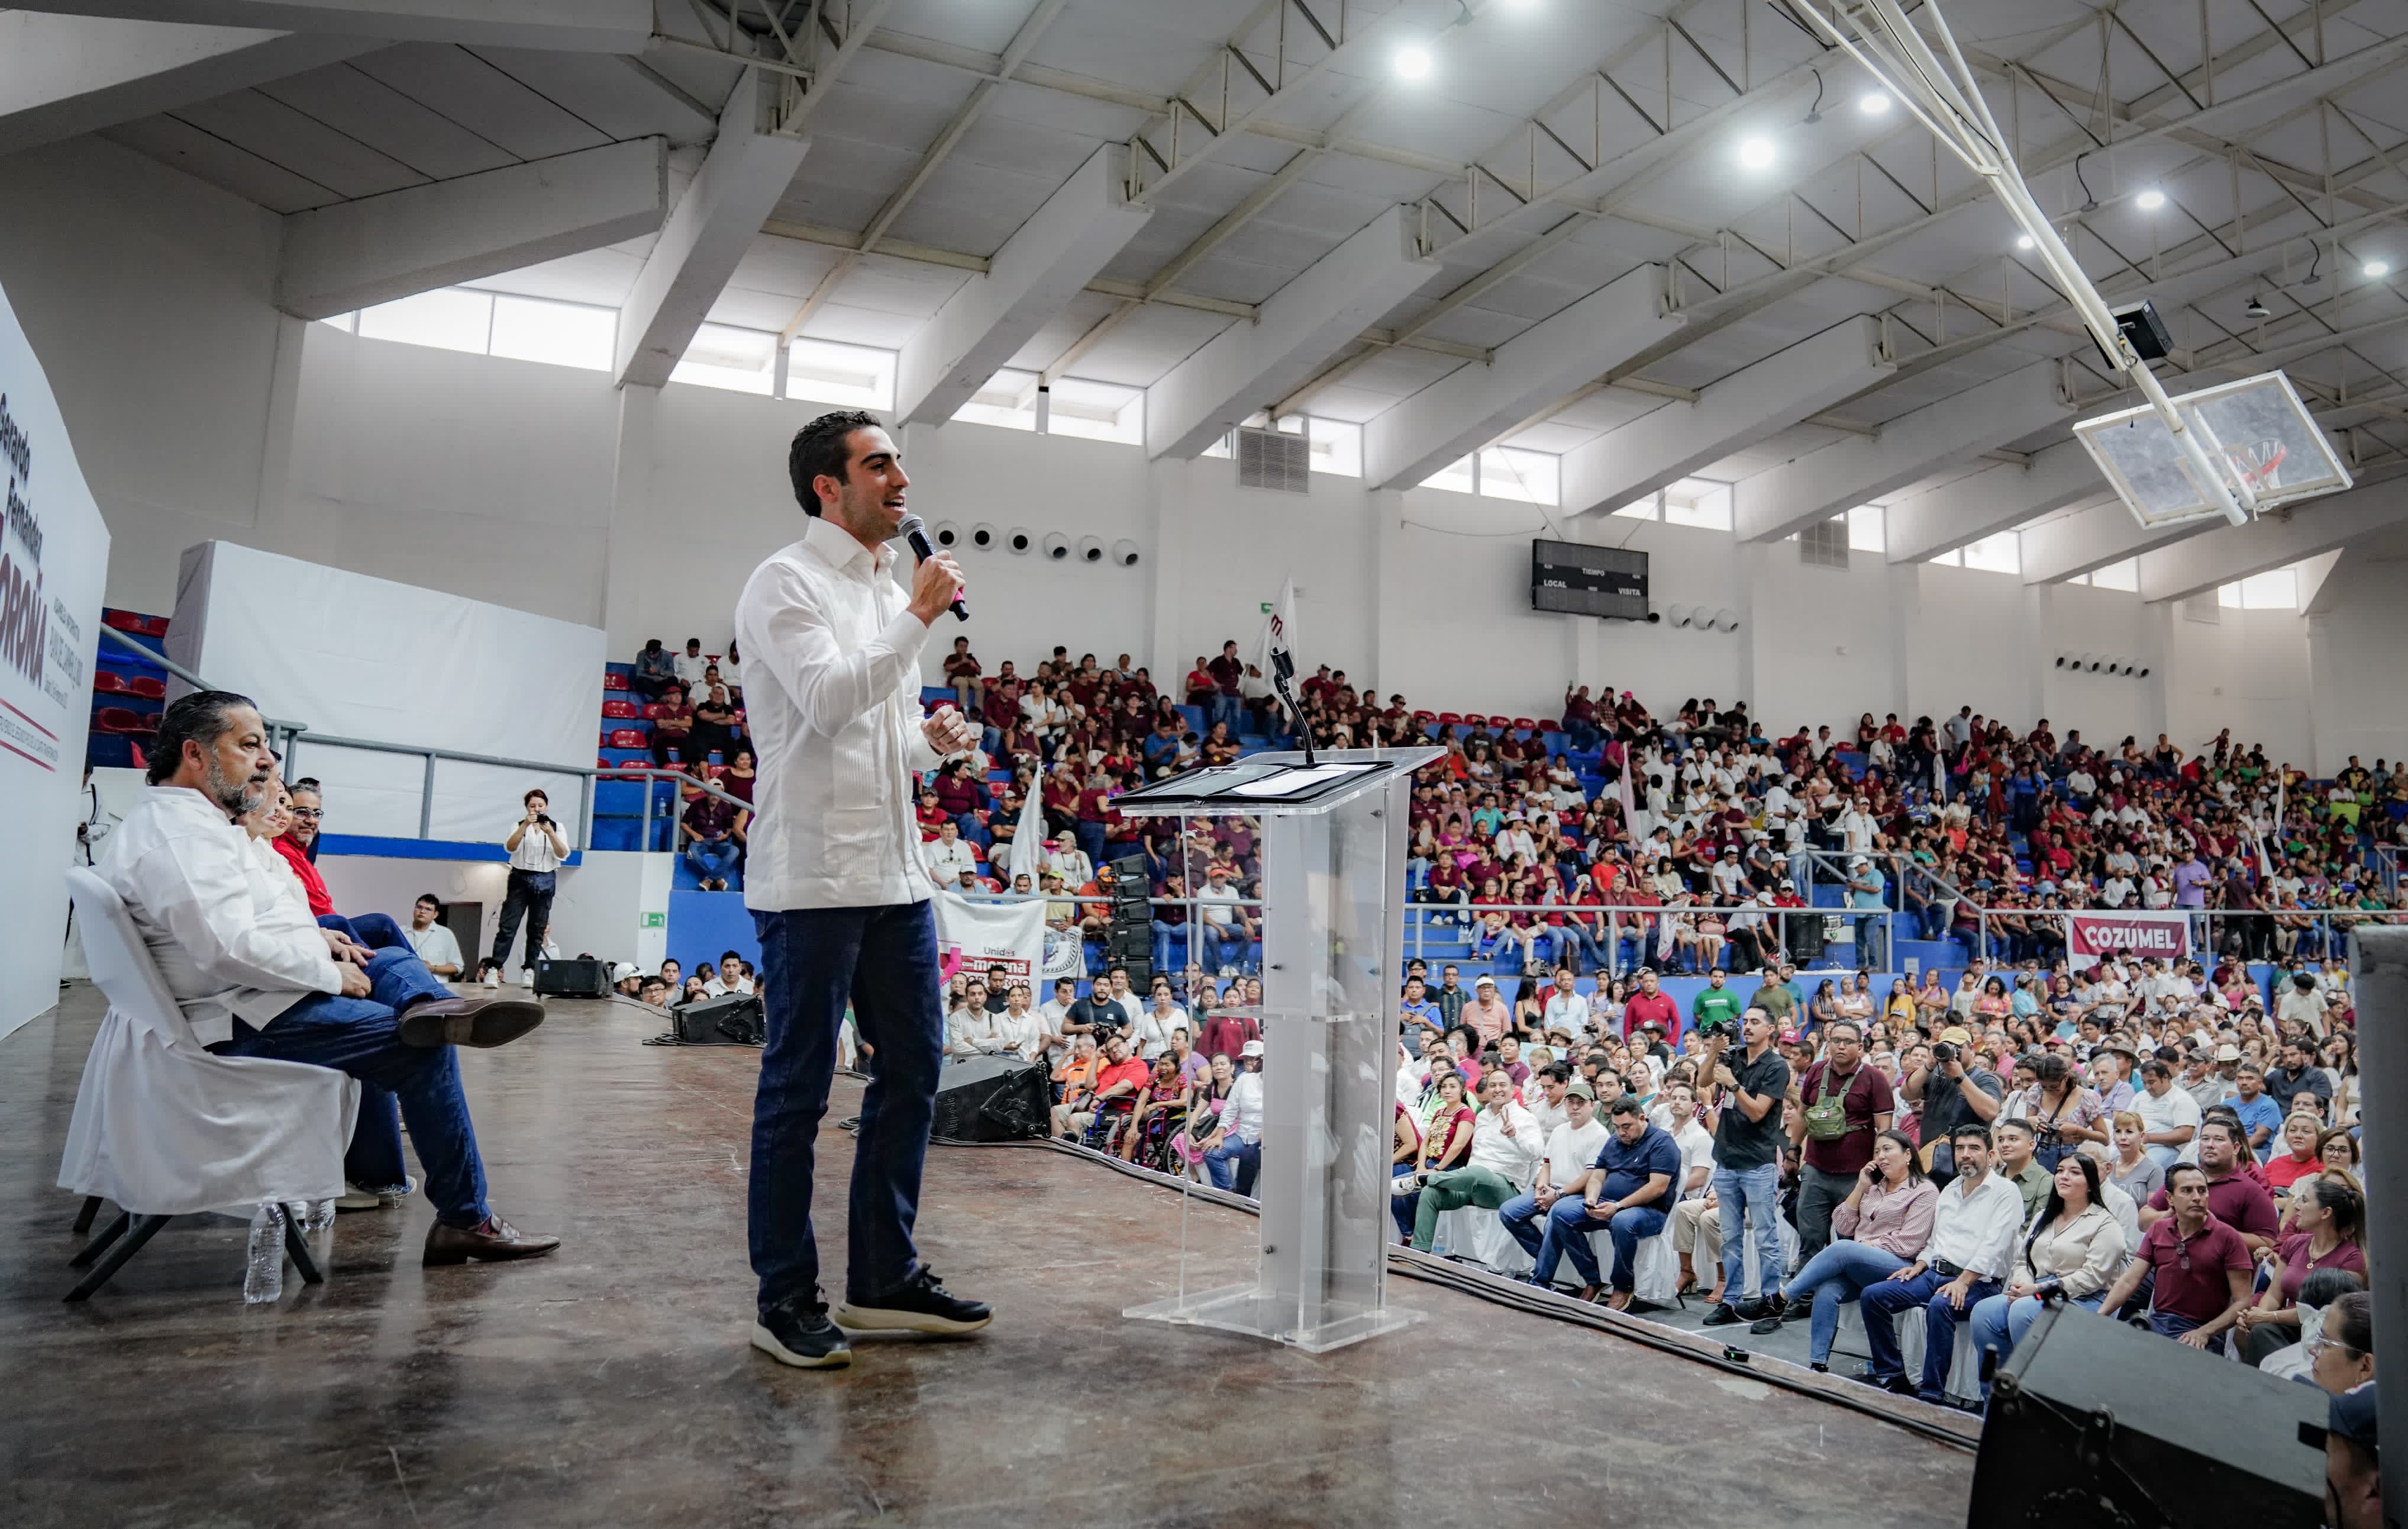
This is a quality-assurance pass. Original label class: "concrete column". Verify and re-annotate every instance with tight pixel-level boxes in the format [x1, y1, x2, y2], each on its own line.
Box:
[248, 312, 312, 555]
[1146, 455, 1186, 678]
[1369, 487, 1405, 693]
[600, 382, 658, 644]
[2346, 925, 2408, 1522]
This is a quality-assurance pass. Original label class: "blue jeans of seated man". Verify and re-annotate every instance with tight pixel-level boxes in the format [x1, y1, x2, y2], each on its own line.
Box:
[687, 836, 740, 886]
[214, 946, 489, 1226]
[1208, 1137, 1261, 1195]
[1715, 1162, 1784, 1304]
[1532, 1195, 1665, 1291]
[314, 914, 422, 1191]
[1861, 1268, 2003, 1397]
[1781, 1240, 1911, 1367]
[751, 901, 945, 1318]
[1498, 1191, 1548, 1262]
[1970, 1291, 2103, 1395]
[2145, 1310, 2228, 1353]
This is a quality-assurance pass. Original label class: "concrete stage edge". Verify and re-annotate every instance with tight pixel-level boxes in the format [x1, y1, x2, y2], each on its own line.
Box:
[3, 989, 1973, 1527]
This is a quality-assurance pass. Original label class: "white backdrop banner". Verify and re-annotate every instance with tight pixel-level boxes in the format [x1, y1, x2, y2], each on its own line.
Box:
[2066, 909, 2191, 971]
[167, 542, 603, 844]
[0, 278, 109, 1042]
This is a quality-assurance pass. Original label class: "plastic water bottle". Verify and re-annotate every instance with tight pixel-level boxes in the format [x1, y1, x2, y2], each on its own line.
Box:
[304, 1198, 335, 1233]
[244, 1201, 285, 1304]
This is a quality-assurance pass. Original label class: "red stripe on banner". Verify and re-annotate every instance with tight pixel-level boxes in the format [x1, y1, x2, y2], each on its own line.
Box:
[0, 735, 56, 772]
[0, 694, 58, 742]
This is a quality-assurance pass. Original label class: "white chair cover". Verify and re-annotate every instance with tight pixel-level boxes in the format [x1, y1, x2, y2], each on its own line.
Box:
[57, 867, 357, 1217]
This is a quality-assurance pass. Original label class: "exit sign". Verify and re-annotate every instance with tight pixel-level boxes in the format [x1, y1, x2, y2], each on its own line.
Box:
[1260, 602, 1273, 613]
[641, 912, 664, 928]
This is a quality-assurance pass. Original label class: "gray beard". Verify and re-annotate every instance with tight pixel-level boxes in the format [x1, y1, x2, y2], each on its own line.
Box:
[203, 755, 264, 817]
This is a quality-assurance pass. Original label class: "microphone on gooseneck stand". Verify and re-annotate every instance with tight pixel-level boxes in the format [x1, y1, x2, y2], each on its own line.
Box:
[895, 513, 968, 622]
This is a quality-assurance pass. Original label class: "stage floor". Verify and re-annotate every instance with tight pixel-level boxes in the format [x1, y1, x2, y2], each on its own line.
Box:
[3, 988, 1973, 1527]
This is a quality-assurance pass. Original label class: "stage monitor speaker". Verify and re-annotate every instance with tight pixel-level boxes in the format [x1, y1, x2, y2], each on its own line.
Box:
[931, 1055, 1051, 1142]
[532, 956, 612, 997]
[672, 991, 763, 1045]
[1971, 1302, 2328, 1528]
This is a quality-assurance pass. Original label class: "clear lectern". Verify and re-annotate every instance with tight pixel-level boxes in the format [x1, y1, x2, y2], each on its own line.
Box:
[1112, 746, 1443, 1353]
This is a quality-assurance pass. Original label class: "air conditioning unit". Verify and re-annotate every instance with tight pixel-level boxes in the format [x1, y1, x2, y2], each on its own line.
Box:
[1798, 519, 1849, 569]
[1236, 426, 1310, 494]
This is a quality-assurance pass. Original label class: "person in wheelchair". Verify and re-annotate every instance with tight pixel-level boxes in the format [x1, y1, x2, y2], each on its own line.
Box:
[1053, 1033, 1148, 1148]
[1124, 1052, 1190, 1166]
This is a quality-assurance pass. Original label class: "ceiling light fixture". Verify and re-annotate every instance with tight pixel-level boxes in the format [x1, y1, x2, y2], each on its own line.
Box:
[2245, 295, 2271, 319]
[2367, 260, 2393, 279]
[1739, 137, 1776, 170]
[2016, 234, 2035, 250]
[2135, 188, 2167, 211]
[1859, 91, 1891, 115]
[1393, 44, 1432, 80]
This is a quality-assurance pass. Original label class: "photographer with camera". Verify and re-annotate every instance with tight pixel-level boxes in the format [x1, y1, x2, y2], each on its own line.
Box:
[1902, 1024, 2002, 1187]
[1698, 1005, 1791, 1328]
[490, 787, 568, 982]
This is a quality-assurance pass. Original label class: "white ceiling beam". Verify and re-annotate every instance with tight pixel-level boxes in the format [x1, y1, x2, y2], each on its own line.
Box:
[1885, 440, 2104, 564]
[5, 0, 650, 50]
[0, 11, 378, 155]
[2135, 481, 2408, 604]
[1561, 317, 1890, 518]
[1734, 363, 2072, 544]
[277, 135, 664, 319]
[896, 143, 1151, 426]
[614, 69, 808, 389]
[2295, 547, 2350, 613]
[2019, 497, 2215, 584]
[1363, 265, 1680, 491]
[1146, 204, 1437, 460]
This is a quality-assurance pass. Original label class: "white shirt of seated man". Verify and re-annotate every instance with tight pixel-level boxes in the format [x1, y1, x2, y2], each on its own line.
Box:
[921, 822, 979, 891]
[95, 699, 366, 1047]
[945, 985, 1008, 1055]
[702, 956, 756, 997]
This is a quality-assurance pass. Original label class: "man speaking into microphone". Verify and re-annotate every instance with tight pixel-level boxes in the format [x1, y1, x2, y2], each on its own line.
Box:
[734, 409, 990, 1370]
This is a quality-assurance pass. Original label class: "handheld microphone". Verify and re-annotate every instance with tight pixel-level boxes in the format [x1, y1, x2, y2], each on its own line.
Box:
[895, 513, 967, 622]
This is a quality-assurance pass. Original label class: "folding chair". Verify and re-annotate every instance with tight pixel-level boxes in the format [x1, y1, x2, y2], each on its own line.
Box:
[58, 868, 357, 1302]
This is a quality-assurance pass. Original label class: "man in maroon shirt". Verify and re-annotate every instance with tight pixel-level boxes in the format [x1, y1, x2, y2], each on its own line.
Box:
[2140, 1117, 2279, 1254]
[2103, 1162, 2254, 1352]
[1196, 1006, 1261, 1063]
[1621, 968, 1680, 1042]
[1206, 640, 1244, 732]
[1786, 1019, 1896, 1260]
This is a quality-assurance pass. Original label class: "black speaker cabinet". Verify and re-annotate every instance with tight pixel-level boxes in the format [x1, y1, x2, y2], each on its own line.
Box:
[1971, 1302, 2328, 1528]
[532, 956, 612, 997]
[931, 1055, 1051, 1142]
[672, 991, 763, 1045]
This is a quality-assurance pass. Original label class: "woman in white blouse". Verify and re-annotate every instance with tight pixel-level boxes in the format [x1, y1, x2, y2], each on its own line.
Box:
[1966, 1153, 2126, 1396]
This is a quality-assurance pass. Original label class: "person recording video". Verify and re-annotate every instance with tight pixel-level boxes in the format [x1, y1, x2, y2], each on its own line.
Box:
[490, 787, 567, 984]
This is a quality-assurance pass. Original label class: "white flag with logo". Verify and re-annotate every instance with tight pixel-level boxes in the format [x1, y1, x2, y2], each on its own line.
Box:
[1257, 577, 1299, 720]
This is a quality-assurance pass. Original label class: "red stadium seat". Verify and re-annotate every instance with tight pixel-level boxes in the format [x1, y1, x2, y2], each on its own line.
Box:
[603, 673, 628, 691]
[609, 728, 647, 749]
[1462, 713, 1487, 728]
[1412, 710, 1435, 723]
[1437, 712, 1461, 726]
[96, 707, 158, 735]
[102, 610, 145, 632]
[125, 676, 166, 700]
[601, 699, 638, 719]
[1513, 717, 1537, 731]
[92, 672, 128, 695]
[1539, 719, 1561, 732]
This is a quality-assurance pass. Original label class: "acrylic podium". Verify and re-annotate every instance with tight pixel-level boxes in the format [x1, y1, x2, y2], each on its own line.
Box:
[1112, 745, 1442, 1353]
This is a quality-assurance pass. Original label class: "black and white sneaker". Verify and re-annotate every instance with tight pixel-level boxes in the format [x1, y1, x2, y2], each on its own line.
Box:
[751, 1300, 853, 1369]
[1700, 1302, 1745, 1327]
[835, 1268, 993, 1336]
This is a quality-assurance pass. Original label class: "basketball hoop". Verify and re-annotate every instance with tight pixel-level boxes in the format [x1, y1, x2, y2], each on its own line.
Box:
[2073, 371, 2351, 529]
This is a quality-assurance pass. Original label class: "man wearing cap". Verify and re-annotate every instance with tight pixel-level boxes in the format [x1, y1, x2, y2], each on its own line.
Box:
[1844, 855, 1888, 971]
[1787, 1018, 1894, 1262]
[1461, 975, 1513, 1048]
[1499, 1081, 1609, 1279]
[1200, 1039, 1265, 1194]
[1622, 968, 1680, 1043]
[1902, 1025, 2002, 1187]
[2325, 1382, 2383, 1529]
[2182, 1046, 2238, 1114]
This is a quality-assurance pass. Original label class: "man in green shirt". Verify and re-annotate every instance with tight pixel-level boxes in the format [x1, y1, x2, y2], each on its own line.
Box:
[1991, 1119, 2051, 1223]
[1693, 967, 1745, 1038]
[1749, 967, 1796, 1030]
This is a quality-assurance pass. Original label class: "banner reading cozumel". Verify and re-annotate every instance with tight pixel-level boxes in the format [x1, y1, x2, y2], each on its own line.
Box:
[0, 276, 109, 1042]
[2066, 909, 2191, 971]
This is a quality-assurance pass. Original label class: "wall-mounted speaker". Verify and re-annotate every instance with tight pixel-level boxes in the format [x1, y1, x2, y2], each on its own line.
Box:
[1007, 527, 1032, 554]
[931, 520, 962, 548]
[970, 522, 998, 550]
[1077, 536, 1104, 563]
[1042, 532, 1070, 561]
[1112, 539, 1141, 567]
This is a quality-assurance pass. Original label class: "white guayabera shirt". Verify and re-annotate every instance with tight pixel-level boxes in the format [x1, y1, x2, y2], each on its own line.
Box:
[734, 516, 956, 910]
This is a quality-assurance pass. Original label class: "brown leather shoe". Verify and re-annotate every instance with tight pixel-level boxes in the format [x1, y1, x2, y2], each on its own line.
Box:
[423, 1214, 561, 1266]
[398, 997, 546, 1049]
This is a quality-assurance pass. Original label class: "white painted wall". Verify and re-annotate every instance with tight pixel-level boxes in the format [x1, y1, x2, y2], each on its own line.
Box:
[2307, 568, 2408, 772]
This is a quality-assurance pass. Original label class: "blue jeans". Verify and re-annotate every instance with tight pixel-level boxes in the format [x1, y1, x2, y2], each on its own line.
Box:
[1533, 1195, 1665, 1291]
[750, 900, 945, 1317]
[1782, 1240, 1912, 1366]
[1206, 1136, 1260, 1194]
[1714, 1162, 1784, 1303]
[686, 836, 740, 886]
[1150, 920, 1187, 974]
[318, 913, 415, 1188]
[2146, 1310, 2228, 1354]
[1861, 1268, 2003, 1397]
[214, 946, 488, 1226]
[1074, 820, 1107, 872]
[1499, 1191, 1547, 1261]
[1852, 911, 1886, 969]
[1970, 1291, 2103, 1395]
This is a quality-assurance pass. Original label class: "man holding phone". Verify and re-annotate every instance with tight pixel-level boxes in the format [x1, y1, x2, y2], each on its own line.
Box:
[1699, 1007, 1790, 1327]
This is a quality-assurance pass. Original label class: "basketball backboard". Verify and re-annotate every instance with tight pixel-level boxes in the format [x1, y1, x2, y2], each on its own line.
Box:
[2074, 371, 2352, 529]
